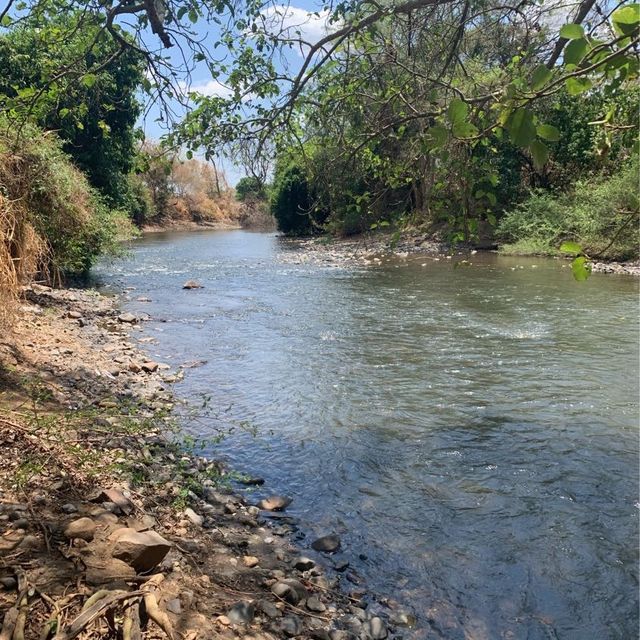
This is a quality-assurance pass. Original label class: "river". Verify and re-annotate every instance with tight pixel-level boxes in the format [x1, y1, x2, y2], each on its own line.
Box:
[96, 229, 639, 640]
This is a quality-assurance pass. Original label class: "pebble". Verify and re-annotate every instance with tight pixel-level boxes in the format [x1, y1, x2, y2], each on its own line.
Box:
[278, 615, 303, 637]
[364, 617, 388, 640]
[165, 598, 182, 614]
[306, 596, 327, 613]
[293, 556, 315, 571]
[64, 517, 96, 541]
[117, 313, 137, 323]
[257, 495, 292, 511]
[243, 555, 260, 568]
[227, 601, 255, 625]
[257, 599, 282, 619]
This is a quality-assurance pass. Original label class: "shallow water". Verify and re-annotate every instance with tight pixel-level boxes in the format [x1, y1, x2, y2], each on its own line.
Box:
[96, 230, 639, 639]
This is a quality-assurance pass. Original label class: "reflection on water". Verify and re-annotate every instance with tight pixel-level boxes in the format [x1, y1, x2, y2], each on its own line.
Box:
[96, 230, 639, 639]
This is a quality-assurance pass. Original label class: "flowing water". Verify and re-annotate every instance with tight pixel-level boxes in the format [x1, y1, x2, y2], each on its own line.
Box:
[96, 230, 639, 639]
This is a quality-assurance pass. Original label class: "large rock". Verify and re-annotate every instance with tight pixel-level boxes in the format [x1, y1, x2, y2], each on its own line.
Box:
[111, 528, 171, 572]
[64, 517, 97, 541]
[85, 557, 136, 586]
[257, 495, 292, 511]
[118, 313, 137, 324]
[311, 534, 341, 553]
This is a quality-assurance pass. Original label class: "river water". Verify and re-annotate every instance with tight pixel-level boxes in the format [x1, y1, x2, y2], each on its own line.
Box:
[96, 230, 639, 639]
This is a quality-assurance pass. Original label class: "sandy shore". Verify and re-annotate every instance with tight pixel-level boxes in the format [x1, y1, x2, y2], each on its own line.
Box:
[0, 285, 412, 640]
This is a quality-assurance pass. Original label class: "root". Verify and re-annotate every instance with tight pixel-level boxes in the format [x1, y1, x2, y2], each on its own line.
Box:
[141, 575, 174, 640]
[123, 601, 142, 640]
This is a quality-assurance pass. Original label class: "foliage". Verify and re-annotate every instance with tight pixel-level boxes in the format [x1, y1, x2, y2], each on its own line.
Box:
[0, 13, 145, 210]
[235, 176, 266, 202]
[0, 121, 137, 290]
[497, 155, 639, 261]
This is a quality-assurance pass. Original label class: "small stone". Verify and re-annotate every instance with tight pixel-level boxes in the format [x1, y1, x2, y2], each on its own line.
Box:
[216, 615, 231, 626]
[68, 310, 82, 319]
[166, 598, 182, 615]
[334, 559, 349, 572]
[227, 601, 255, 625]
[306, 596, 326, 613]
[182, 280, 203, 289]
[257, 495, 292, 511]
[243, 555, 259, 568]
[239, 476, 265, 486]
[11, 518, 29, 530]
[0, 576, 17, 590]
[94, 488, 134, 515]
[64, 517, 96, 541]
[118, 313, 137, 323]
[388, 610, 416, 627]
[128, 362, 142, 373]
[293, 556, 315, 571]
[311, 629, 331, 640]
[257, 600, 282, 619]
[363, 617, 387, 640]
[278, 615, 303, 637]
[311, 534, 341, 553]
[330, 631, 354, 640]
[184, 508, 203, 527]
[141, 361, 159, 373]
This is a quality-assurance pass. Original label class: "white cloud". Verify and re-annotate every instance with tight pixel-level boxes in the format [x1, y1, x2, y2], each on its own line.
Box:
[180, 79, 233, 98]
[260, 4, 335, 50]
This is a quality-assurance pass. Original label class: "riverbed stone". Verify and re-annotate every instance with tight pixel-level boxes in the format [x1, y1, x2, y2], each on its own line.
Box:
[311, 534, 341, 553]
[227, 601, 255, 625]
[64, 517, 96, 541]
[111, 528, 171, 571]
[118, 313, 137, 323]
[257, 600, 282, 619]
[278, 615, 303, 637]
[293, 556, 315, 570]
[184, 507, 203, 527]
[182, 280, 203, 289]
[257, 495, 292, 511]
[306, 596, 327, 613]
[141, 361, 160, 373]
[94, 488, 134, 515]
[363, 618, 387, 640]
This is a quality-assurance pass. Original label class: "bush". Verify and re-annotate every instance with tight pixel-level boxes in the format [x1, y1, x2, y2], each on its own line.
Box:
[0, 122, 137, 296]
[235, 176, 266, 202]
[497, 155, 639, 260]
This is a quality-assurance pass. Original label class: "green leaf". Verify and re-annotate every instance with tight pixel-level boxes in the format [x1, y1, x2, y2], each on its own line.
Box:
[612, 4, 640, 25]
[424, 125, 448, 149]
[452, 120, 478, 138]
[560, 241, 583, 255]
[186, 150, 193, 160]
[81, 74, 98, 88]
[530, 140, 549, 170]
[571, 256, 592, 281]
[559, 24, 585, 39]
[565, 77, 592, 95]
[563, 38, 589, 65]
[531, 64, 552, 91]
[537, 124, 561, 141]
[508, 108, 536, 148]
[447, 98, 468, 124]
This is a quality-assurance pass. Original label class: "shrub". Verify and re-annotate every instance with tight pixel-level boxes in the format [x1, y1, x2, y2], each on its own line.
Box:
[235, 176, 266, 202]
[497, 155, 639, 260]
[0, 122, 137, 309]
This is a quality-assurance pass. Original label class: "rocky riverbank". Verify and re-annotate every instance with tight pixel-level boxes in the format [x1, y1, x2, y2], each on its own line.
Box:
[0, 285, 413, 640]
[279, 232, 640, 276]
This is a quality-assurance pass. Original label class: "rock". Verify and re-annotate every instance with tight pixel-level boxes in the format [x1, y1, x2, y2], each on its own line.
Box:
[306, 596, 326, 613]
[278, 615, 303, 637]
[271, 579, 307, 606]
[11, 518, 29, 530]
[184, 508, 203, 527]
[141, 361, 159, 373]
[118, 313, 137, 323]
[137, 297, 152, 302]
[293, 556, 315, 571]
[64, 517, 97, 541]
[84, 557, 136, 585]
[227, 601, 255, 625]
[257, 600, 282, 619]
[330, 631, 354, 640]
[166, 598, 182, 615]
[239, 476, 265, 486]
[182, 280, 203, 289]
[257, 495, 292, 511]
[0, 576, 17, 590]
[94, 488, 134, 515]
[334, 559, 349, 572]
[340, 615, 362, 635]
[311, 534, 341, 553]
[111, 528, 171, 572]
[68, 310, 82, 319]
[243, 555, 260, 568]
[363, 618, 387, 640]
[388, 610, 416, 627]
[311, 629, 331, 640]
[216, 615, 231, 626]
